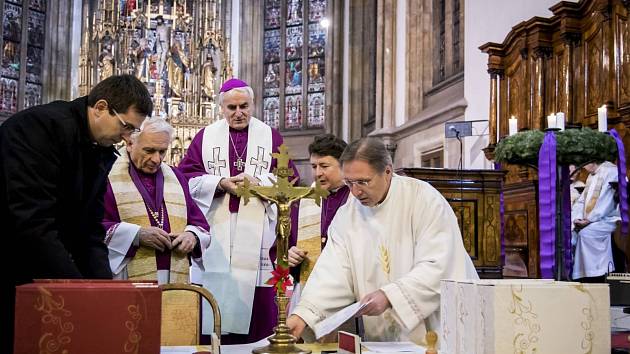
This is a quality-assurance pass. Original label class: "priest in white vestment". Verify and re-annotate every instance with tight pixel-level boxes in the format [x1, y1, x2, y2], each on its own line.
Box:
[571, 161, 619, 281]
[103, 118, 210, 285]
[178, 78, 300, 344]
[288, 137, 478, 344]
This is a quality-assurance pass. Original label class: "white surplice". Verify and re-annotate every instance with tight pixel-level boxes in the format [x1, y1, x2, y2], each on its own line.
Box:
[571, 161, 619, 279]
[292, 175, 478, 344]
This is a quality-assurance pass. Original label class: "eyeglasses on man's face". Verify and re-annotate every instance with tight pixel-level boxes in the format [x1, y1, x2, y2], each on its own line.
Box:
[342, 174, 377, 188]
[112, 109, 141, 133]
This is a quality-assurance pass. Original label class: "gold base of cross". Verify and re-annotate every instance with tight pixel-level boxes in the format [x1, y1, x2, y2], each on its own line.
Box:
[252, 295, 311, 354]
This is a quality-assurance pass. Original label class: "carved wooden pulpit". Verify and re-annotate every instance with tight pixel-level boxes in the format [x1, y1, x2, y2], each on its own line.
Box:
[480, 0, 630, 276]
[397, 168, 505, 278]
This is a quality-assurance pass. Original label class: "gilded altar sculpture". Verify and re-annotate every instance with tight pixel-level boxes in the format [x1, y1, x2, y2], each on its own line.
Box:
[79, 0, 230, 164]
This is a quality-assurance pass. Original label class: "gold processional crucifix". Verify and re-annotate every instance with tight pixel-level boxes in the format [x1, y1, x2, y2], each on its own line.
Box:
[236, 144, 329, 354]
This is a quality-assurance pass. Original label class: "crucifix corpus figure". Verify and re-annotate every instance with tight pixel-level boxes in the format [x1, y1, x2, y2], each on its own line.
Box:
[236, 143, 329, 354]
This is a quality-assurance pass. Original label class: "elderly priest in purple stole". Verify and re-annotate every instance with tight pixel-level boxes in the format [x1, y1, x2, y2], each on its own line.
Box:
[178, 78, 300, 344]
[103, 118, 211, 284]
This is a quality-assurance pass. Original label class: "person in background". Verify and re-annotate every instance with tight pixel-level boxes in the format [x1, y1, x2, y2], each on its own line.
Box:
[572, 161, 620, 282]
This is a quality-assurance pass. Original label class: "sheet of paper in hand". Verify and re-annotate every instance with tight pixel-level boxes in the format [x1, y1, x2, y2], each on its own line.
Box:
[314, 301, 369, 339]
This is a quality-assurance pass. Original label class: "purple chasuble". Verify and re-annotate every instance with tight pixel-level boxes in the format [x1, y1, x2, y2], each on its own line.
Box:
[103, 163, 209, 269]
[320, 185, 350, 248]
[179, 122, 300, 344]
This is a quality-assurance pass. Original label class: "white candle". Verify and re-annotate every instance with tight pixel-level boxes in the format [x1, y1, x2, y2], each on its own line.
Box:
[556, 112, 565, 131]
[547, 114, 556, 129]
[508, 116, 518, 136]
[598, 105, 608, 132]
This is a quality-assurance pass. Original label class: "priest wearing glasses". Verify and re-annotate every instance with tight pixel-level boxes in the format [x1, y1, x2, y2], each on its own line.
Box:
[288, 137, 478, 344]
[178, 78, 300, 344]
[103, 118, 210, 285]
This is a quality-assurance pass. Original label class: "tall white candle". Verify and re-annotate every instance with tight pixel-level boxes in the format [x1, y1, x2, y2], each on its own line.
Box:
[598, 105, 608, 132]
[509, 116, 518, 136]
[547, 114, 556, 129]
[556, 112, 565, 131]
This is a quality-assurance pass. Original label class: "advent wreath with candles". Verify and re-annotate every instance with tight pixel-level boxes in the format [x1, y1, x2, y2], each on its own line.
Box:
[494, 127, 628, 279]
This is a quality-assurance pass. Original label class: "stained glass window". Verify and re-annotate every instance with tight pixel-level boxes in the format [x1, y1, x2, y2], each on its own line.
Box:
[264, 29, 281, 63]
[262, 0, 327, 130]
[452, 0, 461, 72]
[1, 0, 47, 117]
[286, 0, 303, 26]
[265, 0, 282, 29]
[285, 60, 302, 94]
[263, 96, 280, 128]
[307, 92, 324, 128]
[436, 0, 446, 83]
[264, 62, 280, 96]
[24, 0, 45, 109]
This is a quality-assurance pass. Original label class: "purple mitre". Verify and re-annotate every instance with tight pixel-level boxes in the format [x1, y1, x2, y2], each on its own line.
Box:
[220, 78, 249, 93]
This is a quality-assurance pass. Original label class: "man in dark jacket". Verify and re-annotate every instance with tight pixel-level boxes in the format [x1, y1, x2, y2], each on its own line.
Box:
[0, 74, 153, 353]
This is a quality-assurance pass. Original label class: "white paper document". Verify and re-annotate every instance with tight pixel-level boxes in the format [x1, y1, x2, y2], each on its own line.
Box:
[313, 301, 368, 339]
[362, 341, 426, 353]
[220, 336, 273, 354]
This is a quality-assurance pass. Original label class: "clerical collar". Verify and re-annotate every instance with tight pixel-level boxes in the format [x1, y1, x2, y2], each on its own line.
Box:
[229, 125, 250, 133]
[329, 185, 345, 193]
[136, 167, 158, 179]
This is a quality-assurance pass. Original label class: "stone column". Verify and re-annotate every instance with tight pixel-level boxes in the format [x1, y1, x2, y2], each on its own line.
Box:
[375, 0, 395, 132]
[43, 0, 83, 102]
[237, 0, 263, 118]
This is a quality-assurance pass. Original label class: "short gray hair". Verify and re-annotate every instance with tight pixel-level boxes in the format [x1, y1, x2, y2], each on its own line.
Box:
[339, 137, 393, 173]
[130, 117, 175, 143]
[218, 86, 255, 106]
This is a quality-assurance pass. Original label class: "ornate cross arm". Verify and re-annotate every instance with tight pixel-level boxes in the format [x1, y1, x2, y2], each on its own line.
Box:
[235, 144, 329, 207]
[235, 178, 254, 205]
[303, 180, 329, 207]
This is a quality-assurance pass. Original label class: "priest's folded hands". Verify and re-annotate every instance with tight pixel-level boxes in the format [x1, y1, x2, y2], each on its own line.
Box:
[138, 226, 172, 252]
[170, 231, 198, 254]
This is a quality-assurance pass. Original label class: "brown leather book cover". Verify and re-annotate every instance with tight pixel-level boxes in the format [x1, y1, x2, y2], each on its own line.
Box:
[14, 281, 161, 354]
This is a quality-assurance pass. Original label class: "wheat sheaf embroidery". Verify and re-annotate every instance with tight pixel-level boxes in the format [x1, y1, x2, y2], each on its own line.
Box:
[379, 245, 390, 278]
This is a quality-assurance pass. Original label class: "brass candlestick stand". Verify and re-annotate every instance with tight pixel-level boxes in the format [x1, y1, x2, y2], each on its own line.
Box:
[236, 144, 328, 354]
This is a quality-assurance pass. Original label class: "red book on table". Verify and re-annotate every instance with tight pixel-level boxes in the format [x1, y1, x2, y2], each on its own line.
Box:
[14, 281, 161, 354]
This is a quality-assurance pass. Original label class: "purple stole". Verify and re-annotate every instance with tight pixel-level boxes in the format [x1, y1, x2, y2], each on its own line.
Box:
[129, 165, 174, 271]
[320, 185, 350, 247]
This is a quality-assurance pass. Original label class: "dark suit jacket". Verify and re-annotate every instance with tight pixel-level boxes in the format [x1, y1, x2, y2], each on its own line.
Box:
[0, 96, 117, 351]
